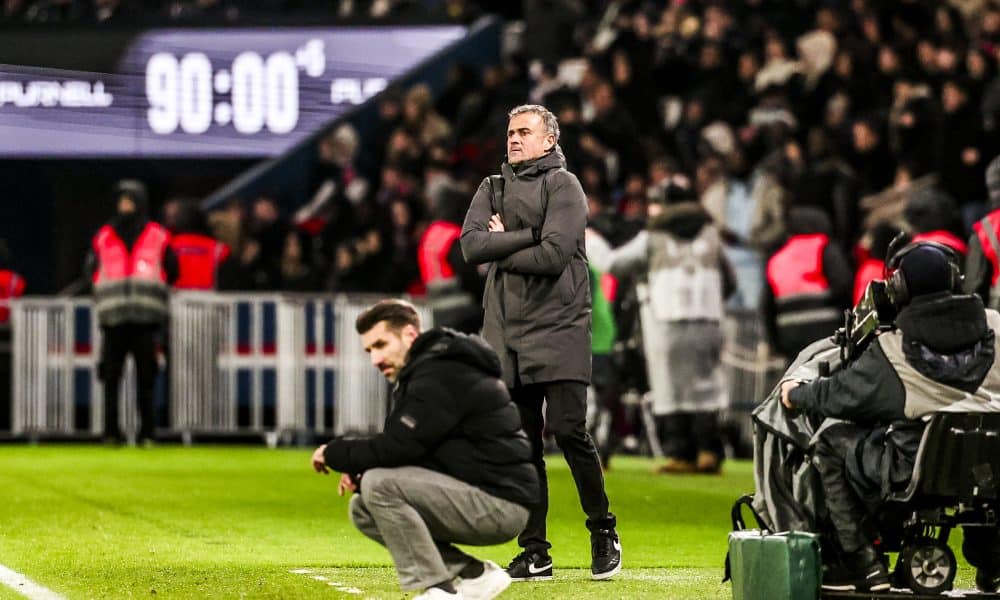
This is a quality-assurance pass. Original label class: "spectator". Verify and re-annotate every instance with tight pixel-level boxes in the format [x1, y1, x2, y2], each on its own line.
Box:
[279, 229, 322, 291]
[168, 200, 230, 291]
[400, 84, 452, 149]
[903, 185, 967, 254]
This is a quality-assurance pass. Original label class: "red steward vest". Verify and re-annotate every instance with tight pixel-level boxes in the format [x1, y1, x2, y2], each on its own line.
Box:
[911, 230, 968, 255]
[418, 221, 462, 287]
[973, 209, 1000, 287]
[0, 270, 25, 325]
[170, 233, 230, 290]
[767, 234, 831, 298]
[92, 222, 170, 326]
[853, 256, 885, 305]
[767, 233, 841, 331]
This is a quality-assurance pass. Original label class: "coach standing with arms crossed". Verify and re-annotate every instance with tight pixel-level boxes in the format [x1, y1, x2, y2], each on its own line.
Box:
[461, 104, 621, 581]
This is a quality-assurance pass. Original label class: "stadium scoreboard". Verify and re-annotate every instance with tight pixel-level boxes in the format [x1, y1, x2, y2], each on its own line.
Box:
[0, 26, 465, 158]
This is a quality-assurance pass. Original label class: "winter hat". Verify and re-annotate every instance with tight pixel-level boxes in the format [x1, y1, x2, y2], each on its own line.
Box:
[987, 154, 1000, 208]
[114, 179, 149, 216]
[898, 245, 956, 298]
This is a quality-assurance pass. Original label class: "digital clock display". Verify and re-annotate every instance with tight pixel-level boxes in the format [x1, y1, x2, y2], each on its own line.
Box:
[0, 26, 466, 158]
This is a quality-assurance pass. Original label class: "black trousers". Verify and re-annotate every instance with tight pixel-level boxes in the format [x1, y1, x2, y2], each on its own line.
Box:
[99, 323, 159, 441]
[657, 411, 724, 461]
[813, 422, 881, 555]
[511, 380, 614, 553]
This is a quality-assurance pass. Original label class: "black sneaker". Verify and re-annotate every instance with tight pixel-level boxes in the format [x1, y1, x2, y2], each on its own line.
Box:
[976, 568, 1000, 593]
[506, 550, 552, 582]
[822, 547, 890, 592]
[591, 528, 622, 580]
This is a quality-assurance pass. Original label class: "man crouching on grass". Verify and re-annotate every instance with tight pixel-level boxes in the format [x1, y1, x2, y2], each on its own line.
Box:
[311, 299, 539, 600]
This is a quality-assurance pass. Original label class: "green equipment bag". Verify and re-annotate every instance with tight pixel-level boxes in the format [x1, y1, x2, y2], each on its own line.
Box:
[725, 496, 821, 600]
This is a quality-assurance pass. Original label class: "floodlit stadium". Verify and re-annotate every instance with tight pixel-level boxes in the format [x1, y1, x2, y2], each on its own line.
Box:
[2, 1, 1000, 599]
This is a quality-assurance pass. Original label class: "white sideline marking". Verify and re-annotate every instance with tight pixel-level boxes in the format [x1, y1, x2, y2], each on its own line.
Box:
[291, 568, 364, 595]
[0, 564, 66, 600]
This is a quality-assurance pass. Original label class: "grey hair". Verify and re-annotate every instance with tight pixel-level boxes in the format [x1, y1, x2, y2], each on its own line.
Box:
[508, 104, 560, 144]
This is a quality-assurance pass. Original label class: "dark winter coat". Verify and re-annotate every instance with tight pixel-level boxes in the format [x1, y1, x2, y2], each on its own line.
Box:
[322, 328, 540, 508]
[460, 147, 592, 386]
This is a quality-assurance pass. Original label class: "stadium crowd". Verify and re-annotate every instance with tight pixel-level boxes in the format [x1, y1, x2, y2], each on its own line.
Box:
[5, 0, 1000, 458]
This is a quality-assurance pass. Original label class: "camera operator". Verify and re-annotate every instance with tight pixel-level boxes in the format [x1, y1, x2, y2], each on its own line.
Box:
[781, 242, 1000, 593]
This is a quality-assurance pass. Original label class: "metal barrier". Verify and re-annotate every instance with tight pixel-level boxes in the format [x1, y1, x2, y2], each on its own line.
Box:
[720, 308, 787, 454]
[11, 297, 139, 437]
[11, 293, 432, 442]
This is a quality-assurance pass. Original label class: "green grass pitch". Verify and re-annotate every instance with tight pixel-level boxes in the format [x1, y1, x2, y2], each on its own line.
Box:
[0, 446, 978, 598]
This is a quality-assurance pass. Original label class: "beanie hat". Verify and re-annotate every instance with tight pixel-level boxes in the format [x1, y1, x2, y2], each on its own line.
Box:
[114, 179, 149, 216]
[898, 245, 955, 298]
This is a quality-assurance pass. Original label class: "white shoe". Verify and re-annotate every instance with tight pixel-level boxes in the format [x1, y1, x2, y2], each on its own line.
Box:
[413, 587, 463, 599]
[457, 561, 511, 600]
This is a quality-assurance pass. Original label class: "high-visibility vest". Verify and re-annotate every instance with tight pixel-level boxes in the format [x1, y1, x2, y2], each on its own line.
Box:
[92, 222, 170, 327]
[418, 221, 462, 291]
[170, 233, 230, 290]
[853, 255, 885, 305]
[911, 230, 968, 254]
[766, 233, 840, 329]
[0, 270, 25, 325]
[973, 209, 1000, 309]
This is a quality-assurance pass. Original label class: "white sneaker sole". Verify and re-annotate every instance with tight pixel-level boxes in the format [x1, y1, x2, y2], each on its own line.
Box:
[459, 574, 512, 600]
[591, 560, 622, 581]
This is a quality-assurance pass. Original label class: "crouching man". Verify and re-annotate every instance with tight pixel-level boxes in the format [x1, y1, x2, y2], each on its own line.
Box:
[311, 299, 539, 600]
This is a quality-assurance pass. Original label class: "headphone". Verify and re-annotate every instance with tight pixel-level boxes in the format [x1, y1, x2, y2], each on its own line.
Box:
[883, 236, 964, 306]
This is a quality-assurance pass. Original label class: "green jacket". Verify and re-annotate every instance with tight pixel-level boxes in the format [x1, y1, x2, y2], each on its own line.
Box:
[590, 264, 616, 355]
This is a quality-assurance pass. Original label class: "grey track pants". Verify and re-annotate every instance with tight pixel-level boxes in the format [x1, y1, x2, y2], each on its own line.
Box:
[349, 466, 530, 591]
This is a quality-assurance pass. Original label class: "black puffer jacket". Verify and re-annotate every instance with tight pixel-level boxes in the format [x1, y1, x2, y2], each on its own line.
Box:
[323, 328, 539, 508]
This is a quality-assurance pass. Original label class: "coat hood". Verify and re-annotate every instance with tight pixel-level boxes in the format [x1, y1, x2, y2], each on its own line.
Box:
[502, 145, 566, 179]
[400, 328, 502, 381]
[114, 179, 149, 217]
[647, 201, 712, 239]
[896, 293, 995, 392]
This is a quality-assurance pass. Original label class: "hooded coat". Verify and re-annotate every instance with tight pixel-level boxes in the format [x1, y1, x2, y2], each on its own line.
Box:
[460, 147, 592, 386]
[588, 201, 734, 415]
[322, 328, 539, 508]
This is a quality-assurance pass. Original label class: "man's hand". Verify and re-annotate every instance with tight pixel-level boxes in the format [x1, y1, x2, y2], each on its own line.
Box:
[488, 213, 505, 232]
[780, 380, 801, 410]
[311, 444, 329, 474]
[338, 473, 358, 496]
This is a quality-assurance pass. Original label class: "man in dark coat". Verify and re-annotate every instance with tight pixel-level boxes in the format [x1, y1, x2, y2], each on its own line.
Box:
[310, 299, 537, 600]
[460, 104, 620, 582]
[781, 244, 1000, 593]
